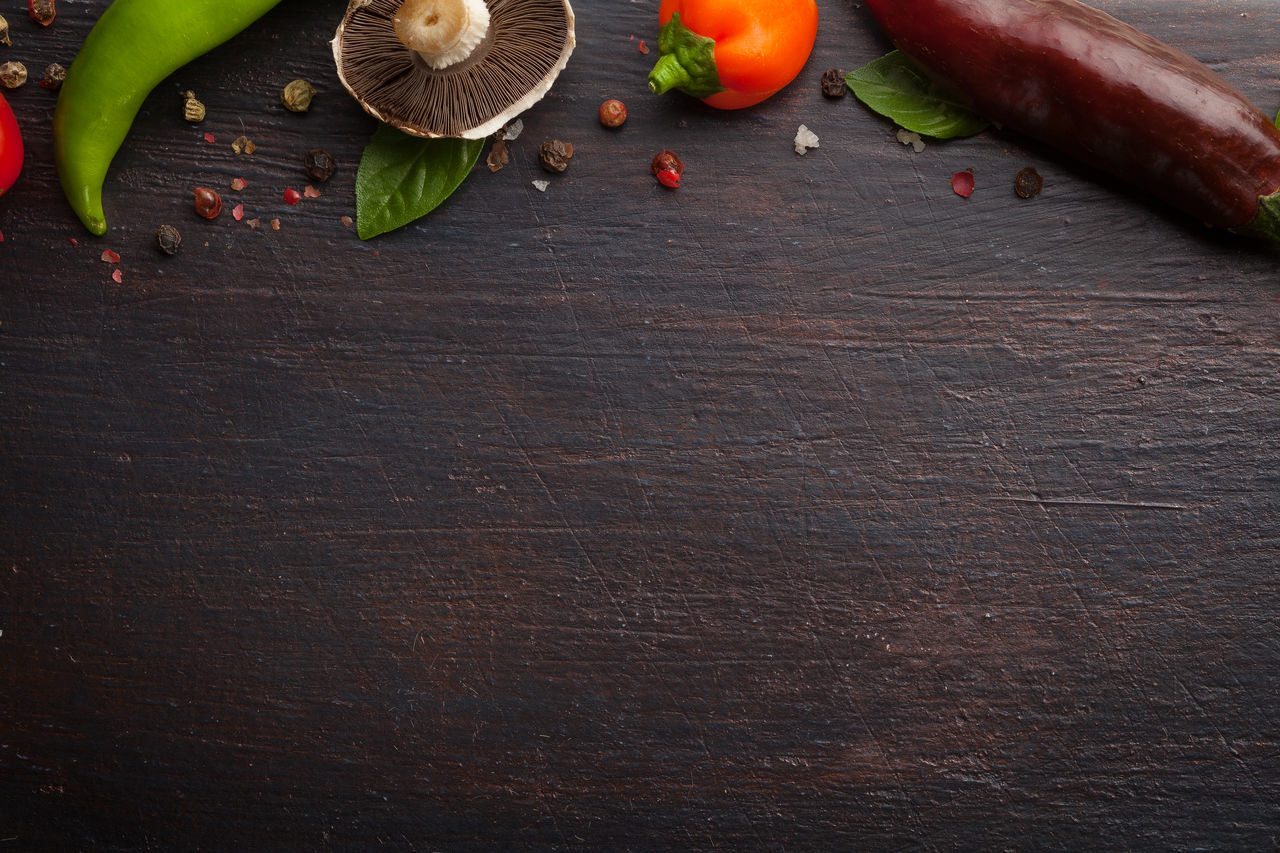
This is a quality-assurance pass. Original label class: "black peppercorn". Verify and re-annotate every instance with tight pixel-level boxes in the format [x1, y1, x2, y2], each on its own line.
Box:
[538, 139, 574, 173]
[821, 69, 847, 98]
[155, 224, 183, 256]
[304, 148, 337, 183]
[1014, 167, 1044, 199]
[39, 63, 66, 91]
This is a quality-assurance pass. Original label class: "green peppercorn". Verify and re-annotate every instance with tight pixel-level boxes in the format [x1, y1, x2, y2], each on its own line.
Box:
[281, 79, 315, 113]
[0, 61, 27, 90]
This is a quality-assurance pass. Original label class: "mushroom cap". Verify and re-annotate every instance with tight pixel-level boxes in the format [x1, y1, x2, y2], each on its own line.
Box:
[333, 0, 575, 139]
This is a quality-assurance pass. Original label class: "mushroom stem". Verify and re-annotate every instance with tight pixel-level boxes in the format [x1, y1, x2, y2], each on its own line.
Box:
[393, 0, 490, 70]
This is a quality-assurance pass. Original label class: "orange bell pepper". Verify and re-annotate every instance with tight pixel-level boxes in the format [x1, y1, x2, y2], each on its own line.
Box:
[647, 0, 819, 110]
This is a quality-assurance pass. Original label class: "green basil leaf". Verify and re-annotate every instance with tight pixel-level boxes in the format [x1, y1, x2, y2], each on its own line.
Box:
[355, 123, 485, 240]
[845, 50, 989, 139]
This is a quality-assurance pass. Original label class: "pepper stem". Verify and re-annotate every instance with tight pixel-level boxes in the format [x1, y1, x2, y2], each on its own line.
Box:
[647, 12, 725, 100]
[648, 54, 694, 96]
[394, 0, 490, 70]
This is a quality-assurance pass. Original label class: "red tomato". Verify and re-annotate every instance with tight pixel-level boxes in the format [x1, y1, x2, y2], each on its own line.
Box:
[0, 90, 23, 198]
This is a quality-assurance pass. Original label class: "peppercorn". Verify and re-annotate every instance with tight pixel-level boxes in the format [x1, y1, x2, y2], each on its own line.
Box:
[281, 79, 315, 113]
[538, 139, 574, 173]
[650, 150, 684, 178]
[192, 187, 222, 219]
[0, 14, 10, 46]
[39, 63, 66, 91]
[598, 99, 627, 128]
[183, 90, 206, 122]
[304, 147, 336, 182]
[1014, 166, 1044, 199]
[29, 0, 55, 27]
[155, 224, 182, 255]
[821, 68, 847, 98]
[0, 62, 27, 90]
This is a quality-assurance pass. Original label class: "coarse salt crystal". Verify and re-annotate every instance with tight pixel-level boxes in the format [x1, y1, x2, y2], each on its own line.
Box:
[794, 124, 819, 155]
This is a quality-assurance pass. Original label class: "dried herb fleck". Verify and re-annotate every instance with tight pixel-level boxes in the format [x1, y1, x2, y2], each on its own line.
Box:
[538, 139, 574, 173]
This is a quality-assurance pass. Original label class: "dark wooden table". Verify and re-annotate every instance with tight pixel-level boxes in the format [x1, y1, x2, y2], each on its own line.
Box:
[3, 0, 1279, 849]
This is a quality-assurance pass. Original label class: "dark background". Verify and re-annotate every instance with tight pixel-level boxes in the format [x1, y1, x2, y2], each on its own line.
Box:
[2, 0, 1279, 849]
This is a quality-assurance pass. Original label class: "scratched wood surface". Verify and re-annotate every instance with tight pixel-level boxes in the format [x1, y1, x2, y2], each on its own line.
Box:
[2, 0, 1279, 849]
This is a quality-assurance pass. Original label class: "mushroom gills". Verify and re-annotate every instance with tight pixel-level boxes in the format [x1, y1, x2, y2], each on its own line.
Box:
[333, 0, 576, 139]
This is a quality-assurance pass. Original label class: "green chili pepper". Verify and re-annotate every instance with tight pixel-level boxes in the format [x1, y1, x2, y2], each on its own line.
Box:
[53, 0, 283, 235]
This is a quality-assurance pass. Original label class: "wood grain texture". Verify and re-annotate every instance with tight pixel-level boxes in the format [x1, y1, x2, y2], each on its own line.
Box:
[1, 0, 1279, 850]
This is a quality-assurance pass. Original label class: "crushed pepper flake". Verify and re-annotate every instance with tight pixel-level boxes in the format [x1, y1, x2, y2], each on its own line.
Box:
[269, 219, 280, 231]
[283, 187, 301, 205]
[100, 249, 120, 263]
[247, 218, 261, 229]
[340, 215, 353, 229]
[230, 177, 247, 191]
[637, 40, 649, 54]
[951, 169, 975, 198]
[203, 132, 216, 144]
[303, 185, 321, 198]
[111, 268, 123, 284]
[232, 203, 245, 221]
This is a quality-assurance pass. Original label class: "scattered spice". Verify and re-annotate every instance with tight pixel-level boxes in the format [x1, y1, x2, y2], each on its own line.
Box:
[203, 132, 216, 144]
[100, 249, 120, 263]
[821, 68, 847, 98]
[896, 128, 925, 153]
[39, 62, 66, 90]
[650, 150, 684, 180]
[281, 79, 315, 113]
[656, 168, 681, 188]
[283, 187, 301, 205]
[230, 177, 247, 192]
[0, 15, 10, 46]
[232, 203, 244, 221]
[192, 187, 222, 219]
[111, 268, 123, 284]
[951, 169, 975, 198]
[304, 148, 336, 182]
[794, 124, 819, 155]
[182, 90, 206, 122]
[1014, 166, 1044, 199]
[599, 99, 627, 128]
[531, 180, 549, 192]
[0, 61, 28, 89]
[231, 135, 256, 155]
[486, 138, 509, 172]
[303, 185, 321, 199]
[155, 224, 182, 255]
[269, 219, 280, 231]
[247, 218, 261, 229]
[28, 0, 55, 27]
[538, 139, 573, 173]
[637, 40, 649, 55]
[340, 215, 353, 229]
